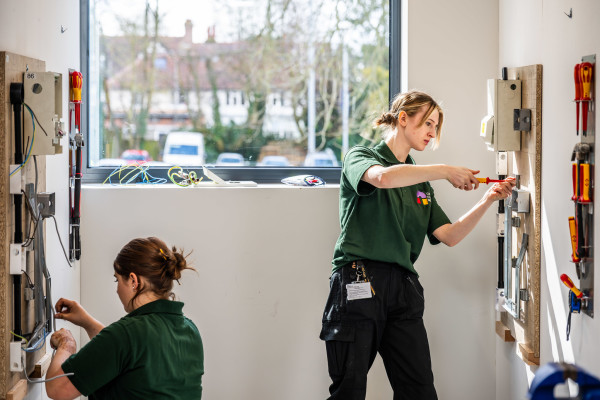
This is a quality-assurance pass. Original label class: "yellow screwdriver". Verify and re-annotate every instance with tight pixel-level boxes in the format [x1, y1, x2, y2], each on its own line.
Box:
[476, 177, 508, 184]
[560, 274, 583, 299]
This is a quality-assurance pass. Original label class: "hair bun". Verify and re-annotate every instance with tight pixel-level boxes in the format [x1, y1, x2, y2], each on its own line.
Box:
[168, 247, 188, 281]
[374, 112, 397, 127]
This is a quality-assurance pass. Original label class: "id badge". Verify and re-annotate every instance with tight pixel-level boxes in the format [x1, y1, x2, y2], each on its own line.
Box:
[346, 282, 373, 301]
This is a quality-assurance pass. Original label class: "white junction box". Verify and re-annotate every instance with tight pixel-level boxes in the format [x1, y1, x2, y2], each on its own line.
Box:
[496, 151, 508, 176]
[23, 71, 63, 155]
[9, 164, 23, 194]
[481, 79, 522, 151]
[10, 341, 23, 372]
[493, 79, 522, 151]
[10, 243, 25, 275]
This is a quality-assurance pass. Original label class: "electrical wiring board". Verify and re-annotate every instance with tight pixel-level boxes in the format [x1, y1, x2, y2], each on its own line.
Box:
[497, 64, 543, 365]
[1, 52, 49, 399]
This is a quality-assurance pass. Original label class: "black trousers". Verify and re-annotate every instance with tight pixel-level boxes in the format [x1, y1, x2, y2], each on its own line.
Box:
[319, 261, 438, 400]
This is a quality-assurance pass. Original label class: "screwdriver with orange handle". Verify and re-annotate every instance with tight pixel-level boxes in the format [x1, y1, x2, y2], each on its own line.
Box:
[580, 62, 593, 136]
[571, 163, 579, 201]
[560, 273, 584, 299]
[476, 177, 509, 184]
[579, 163, 592, 203]
[574, 63, 582, 135]
[568, 216, 581, 263]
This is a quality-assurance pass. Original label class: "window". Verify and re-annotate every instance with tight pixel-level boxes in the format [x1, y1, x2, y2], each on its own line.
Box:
[82, 0, 398, 183]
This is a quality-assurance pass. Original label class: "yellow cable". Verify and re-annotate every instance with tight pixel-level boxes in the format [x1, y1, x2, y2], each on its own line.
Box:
[10, 331, 28, 344]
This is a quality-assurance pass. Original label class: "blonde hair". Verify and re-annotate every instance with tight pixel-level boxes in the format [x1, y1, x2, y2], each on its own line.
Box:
[374, 90, 444, 149]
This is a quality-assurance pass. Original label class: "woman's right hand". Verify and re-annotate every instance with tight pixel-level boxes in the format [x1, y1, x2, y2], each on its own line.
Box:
[55, 298, 93, 328]
[445, 166, 480, 191]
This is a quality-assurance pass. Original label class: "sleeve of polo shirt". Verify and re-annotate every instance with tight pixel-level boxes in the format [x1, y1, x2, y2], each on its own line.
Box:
[61, 321, 129, 396]
[343, 147, 382, 196]
[426, 184, 451, 245]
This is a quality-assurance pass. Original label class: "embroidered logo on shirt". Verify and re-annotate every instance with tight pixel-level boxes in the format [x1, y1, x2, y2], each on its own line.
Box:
[416, 191, 431, 205]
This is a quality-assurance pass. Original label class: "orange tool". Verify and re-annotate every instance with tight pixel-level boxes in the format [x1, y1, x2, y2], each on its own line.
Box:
[574, 63, 582, 135]
[560, 273, 583, 298]
[579, 163, 592, 203]
[568, 216, 580, 262]
[572, 163, 579, 201]
[580, 62, 593, 136]
[476, 177, 508, 184]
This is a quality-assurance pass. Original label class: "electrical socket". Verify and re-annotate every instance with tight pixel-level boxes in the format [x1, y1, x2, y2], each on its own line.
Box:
[10, 342, 23, 372]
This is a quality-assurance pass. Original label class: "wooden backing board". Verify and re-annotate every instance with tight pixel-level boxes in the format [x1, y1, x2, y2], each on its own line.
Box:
[500, 64, 543, 363]
[5, 380, 26, 400]
[1, 52, 48, 398]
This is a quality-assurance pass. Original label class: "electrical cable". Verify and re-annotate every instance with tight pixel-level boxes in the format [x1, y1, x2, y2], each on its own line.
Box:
[21, 270, 34, 287]
[24, 103, 49, 136]
[168, 165, 203, 187]
[21, 189, 42, 248]
[103, 163, 167, 185]
[50, 215, 73, 268]
[11, 331, 75, 384]
[10, 105, 36, 176]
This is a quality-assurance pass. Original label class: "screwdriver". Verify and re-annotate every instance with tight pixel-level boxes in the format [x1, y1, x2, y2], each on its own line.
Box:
[580, 62, 593, 136]
[476, 177, 508, 184]
[560, 274, 583, 299]
[574, 63, 582, 135]
[568, 216, 580, 263]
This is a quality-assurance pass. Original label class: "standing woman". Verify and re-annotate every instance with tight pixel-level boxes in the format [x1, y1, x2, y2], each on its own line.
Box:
[45, 237, 204, 400]
[319, 90, 515, 400]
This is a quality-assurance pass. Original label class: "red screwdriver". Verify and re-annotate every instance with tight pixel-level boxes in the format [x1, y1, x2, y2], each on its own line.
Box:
[574, 63, 582, 135]
[560, 274, 584, 299]
[580, 62, 593, 136]
[476, 177, 508, 184]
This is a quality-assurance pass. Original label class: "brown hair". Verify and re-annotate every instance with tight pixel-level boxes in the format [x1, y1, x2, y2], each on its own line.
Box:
[113, 237, 195, 308]
[374, 90, 444, 149]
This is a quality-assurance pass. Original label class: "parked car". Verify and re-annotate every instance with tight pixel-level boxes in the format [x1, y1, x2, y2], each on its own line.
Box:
[303, 149, 338, 167]
[216, 152, 245, 166]
[163, 132, 205, 166]
[258, 155, 290, 166]
[97, 158, 127, 167]
[121, 149, 151, 164]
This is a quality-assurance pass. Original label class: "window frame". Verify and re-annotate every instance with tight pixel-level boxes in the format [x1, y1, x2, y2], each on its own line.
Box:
[80, 0, 401, 184]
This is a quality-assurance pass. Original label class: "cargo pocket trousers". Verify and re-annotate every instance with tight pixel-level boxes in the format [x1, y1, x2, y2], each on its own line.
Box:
[319, 260, 438, 400]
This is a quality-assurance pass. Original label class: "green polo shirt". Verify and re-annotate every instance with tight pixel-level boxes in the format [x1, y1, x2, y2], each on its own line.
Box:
[332, 141, 451, 275]
[62, 299, 203, 400]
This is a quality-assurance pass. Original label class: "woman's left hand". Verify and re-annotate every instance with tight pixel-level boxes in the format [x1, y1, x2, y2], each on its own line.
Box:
[484, 177, 516, 202]
[50, 328, 77, 354]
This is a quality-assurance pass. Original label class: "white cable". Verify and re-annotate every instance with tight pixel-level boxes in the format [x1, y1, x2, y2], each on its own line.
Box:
[50, 215, 73, 268]
[21, 349, 74, 384]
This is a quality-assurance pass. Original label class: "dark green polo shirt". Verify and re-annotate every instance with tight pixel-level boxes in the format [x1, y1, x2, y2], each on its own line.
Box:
[332, 141, 451, 275]
[62, 299, 203, 400]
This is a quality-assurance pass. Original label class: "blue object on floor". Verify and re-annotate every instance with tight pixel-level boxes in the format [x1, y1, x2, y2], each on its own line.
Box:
[529, 362, 600, 399]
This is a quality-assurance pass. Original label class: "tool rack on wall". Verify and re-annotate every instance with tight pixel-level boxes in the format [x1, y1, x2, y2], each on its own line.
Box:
[566, 55, 595, 324]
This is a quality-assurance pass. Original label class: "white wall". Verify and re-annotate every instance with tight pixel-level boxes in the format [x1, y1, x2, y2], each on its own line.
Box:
[80, 185, 340, 400]
[10, 1, 600, 400]
[405, 0, 500, 399]
[498, 1, 600, 399]
[0, 1, 80, 399]
[78, 1, 502, 399]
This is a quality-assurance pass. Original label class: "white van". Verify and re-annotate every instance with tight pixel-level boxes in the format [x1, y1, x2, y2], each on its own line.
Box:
[163, 132, 205, 166]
